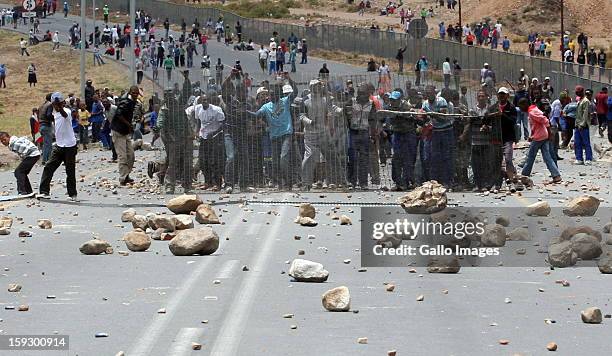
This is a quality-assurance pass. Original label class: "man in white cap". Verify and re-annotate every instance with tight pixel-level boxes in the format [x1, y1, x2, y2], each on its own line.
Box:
[518, 69, 529, 88]
[38, 92, 78, 201]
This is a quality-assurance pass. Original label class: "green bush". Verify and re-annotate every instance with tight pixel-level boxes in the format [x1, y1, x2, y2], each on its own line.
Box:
[223, 0, 295, 18]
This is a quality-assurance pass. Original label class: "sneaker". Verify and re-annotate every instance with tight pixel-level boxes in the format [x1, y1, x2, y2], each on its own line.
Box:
[225, 186, 233, 194]
[573, 160, 584, 165]
[147, 161, 155, 178]
[68, 196, 79, 202]
[36, 193, 51, 200]
[584, 160, 592, 166]
[551, 176, 562, 184]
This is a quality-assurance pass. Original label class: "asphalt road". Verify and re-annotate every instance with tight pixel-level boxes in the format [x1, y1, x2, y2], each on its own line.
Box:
[1, 7, 612, 356]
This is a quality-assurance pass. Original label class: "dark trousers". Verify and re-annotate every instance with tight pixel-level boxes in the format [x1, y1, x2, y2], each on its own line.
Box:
[91, 121, 102, 143]
[166, 138, 193, 190]
[199, 134, 225, 187]
[430, 128, 455, 186]
[347, 130, 370, 187]
[391, 131, 418, 187]
[15, 155, 39, 194]
[561, 117, 575, 147]
[243, 134, 264, 187]
[39, 145, 77, 196]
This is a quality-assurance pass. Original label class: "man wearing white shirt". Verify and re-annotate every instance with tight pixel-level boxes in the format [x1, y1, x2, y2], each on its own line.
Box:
[258, 45, 268, 73]
[189, 94, 225, 190]
[38, 92, 78, 201]
[442, 57, 452, 88]
[52, 31, 60, 51]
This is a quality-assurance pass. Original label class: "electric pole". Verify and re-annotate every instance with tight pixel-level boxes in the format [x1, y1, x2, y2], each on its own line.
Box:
[560, 0, 564, 59]
[80, 0, 86, 99]
[130, 0, 136, 85]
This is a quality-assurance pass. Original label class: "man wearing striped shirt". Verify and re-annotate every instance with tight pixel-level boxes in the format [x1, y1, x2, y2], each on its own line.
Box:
[0, 132, 40, 196]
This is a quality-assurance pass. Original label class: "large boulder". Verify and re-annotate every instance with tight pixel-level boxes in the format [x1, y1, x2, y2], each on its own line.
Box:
[547, 240, 577, 267]
[288, 259, 329, 282]
[480, 224, 507, 247]
[570, 233, 602, 260]
[173, 214, 194, 230]
[168, 228, 219, 256]
[525, 201, 551, 217]
[195, 204, 220, 224]
[563, 195, 600, 217]
[322, 286, 350, 312]
[79, 239, 112, 255]
[167, 195, 203, 214]
[123, 231, 152, 252]
[121, 208, 136, 223]
[398, 181, 447, 214]
[131, 215, 148, 230]
[146, 213, 158, 229]
[426, 255, 461, 273]
[152, 215, 176, 232]
[298, 203, 316, 219]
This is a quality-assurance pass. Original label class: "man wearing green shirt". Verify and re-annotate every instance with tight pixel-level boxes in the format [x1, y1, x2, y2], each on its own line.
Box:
[103, 5, 109, 23]
[574, 87, 593, 164]
[163, 55, 175, 82]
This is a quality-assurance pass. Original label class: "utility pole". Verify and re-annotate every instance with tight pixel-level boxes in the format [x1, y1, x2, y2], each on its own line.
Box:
[130, 0, 136, 85]
[458, 0, 462, 28]
[560, 0, 564, 59]
[92, 0, 95, 36]
[80, 0, 86, 99]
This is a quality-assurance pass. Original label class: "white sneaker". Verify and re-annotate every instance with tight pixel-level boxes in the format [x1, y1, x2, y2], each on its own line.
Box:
[573, 160, 584, 165]
[36, 193, 51, 200]
[68, 196, 79, 202]
[584, 160, 592, 166]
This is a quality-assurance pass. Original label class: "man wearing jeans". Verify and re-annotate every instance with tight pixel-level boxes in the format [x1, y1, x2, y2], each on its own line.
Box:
[38, 92, 78, 201]
[574, 88, 594, 165]
[252, 83, 296, 189]
[38, 93, 54, 164]
[422, 85, 454, 187]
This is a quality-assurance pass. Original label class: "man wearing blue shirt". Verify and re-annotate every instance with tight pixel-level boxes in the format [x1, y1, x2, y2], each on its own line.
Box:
[252, 80, 297, 188]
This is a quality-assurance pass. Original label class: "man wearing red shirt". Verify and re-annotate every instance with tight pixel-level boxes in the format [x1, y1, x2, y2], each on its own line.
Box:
[595, 87, 609, 137]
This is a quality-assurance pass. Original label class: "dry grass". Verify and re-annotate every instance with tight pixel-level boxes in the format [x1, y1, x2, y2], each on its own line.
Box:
[0, 30, 155, 136]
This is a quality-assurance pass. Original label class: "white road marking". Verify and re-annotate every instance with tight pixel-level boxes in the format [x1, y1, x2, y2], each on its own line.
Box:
[215, 259, 239, 279]
[165, 328, 204, 356]
[127, 210, 246, 356]
[246, 223, 260, 236]
[209, 198, 289, 356]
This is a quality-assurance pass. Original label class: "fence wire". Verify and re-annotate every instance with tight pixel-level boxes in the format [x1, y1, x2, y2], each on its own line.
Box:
[141, 68, 525, 194]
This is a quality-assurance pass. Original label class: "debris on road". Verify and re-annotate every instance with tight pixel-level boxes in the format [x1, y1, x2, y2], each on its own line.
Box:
[581, 307, 603, 324]
[167, 194, 203, 214]
[322, 286, 351, 312]
[398, 181, 447, 214]
[168, 228, 219, 256]
[288, 259, 329, 282]
[79, 239, 112, 255]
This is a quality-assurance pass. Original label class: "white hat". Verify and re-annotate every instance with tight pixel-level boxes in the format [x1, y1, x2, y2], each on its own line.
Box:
[484, 62, 489, 66]
[532, 77, 538, 82]
[309, 79, 321, 86]
[256, 87, 268, 95]
[282, 85, 294, 94]
[497, 87, 510, 94]
[544, 76, 550, 80]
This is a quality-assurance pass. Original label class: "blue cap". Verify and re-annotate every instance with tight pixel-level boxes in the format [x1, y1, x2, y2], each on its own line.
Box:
[389, 91, 401, 100]
[51, 92, 64, 103]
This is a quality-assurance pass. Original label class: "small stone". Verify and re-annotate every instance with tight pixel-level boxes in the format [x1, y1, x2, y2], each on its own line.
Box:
[290, 325, 297, 330]
[298, 250, 305, 255]
[581, 307, 602, 324]
[8, 284, 22, 292]
[242, 265, 249, 271]
[504, 297, 512, 304]
[121, 208, 136, 222]
[18, 305, 29, 311]
[322, 286, 351, 312]
[526, 201, 551, 217]
[339, 215, 352, 225]
[18, 231, 32, 238]
[191, 342, 202, 350]
[357, 337, 368, 344]
[283, 313, 294, 318]
[79, 239, 112, 255]
[294, 235, 301, 240]
[213, 280, 221, 284]
[416, 294, 424, 301]
[95, 333, 109, 338]
[386, 284, 395, 292]
[298, 203, 316, 219]
[388, 351, 397, 356]
[546, 342, 558, 351]
[499, 339, 510, 345]
[157, 308, 166, 314]
[37, 219, 53, 229]
[288, 259, 329, 282]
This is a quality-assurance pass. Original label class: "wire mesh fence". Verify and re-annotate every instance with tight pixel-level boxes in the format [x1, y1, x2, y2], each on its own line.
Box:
[138, 67, 531, 194]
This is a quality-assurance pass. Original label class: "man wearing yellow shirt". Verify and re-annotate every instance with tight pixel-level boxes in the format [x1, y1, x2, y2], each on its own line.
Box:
[568, 39, 576, 53]
[78, 103, 90, 150]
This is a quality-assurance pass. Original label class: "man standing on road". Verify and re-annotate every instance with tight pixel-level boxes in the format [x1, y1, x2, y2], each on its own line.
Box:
[300, 39, 308, 64]
[573, 88, 594, 165]
[595, 87, 609, 137]
[111, 86, 138, 185]
[38, 92, 78, 201]
[103, 4, 109, 24]
[193, 94, 225, 190]
[258, 45, 268, 73]
[38, 93, 54, 165]
[0, 131, 40, 196]
[157, 88, 193, 194]
[164, 55, 175, 82]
